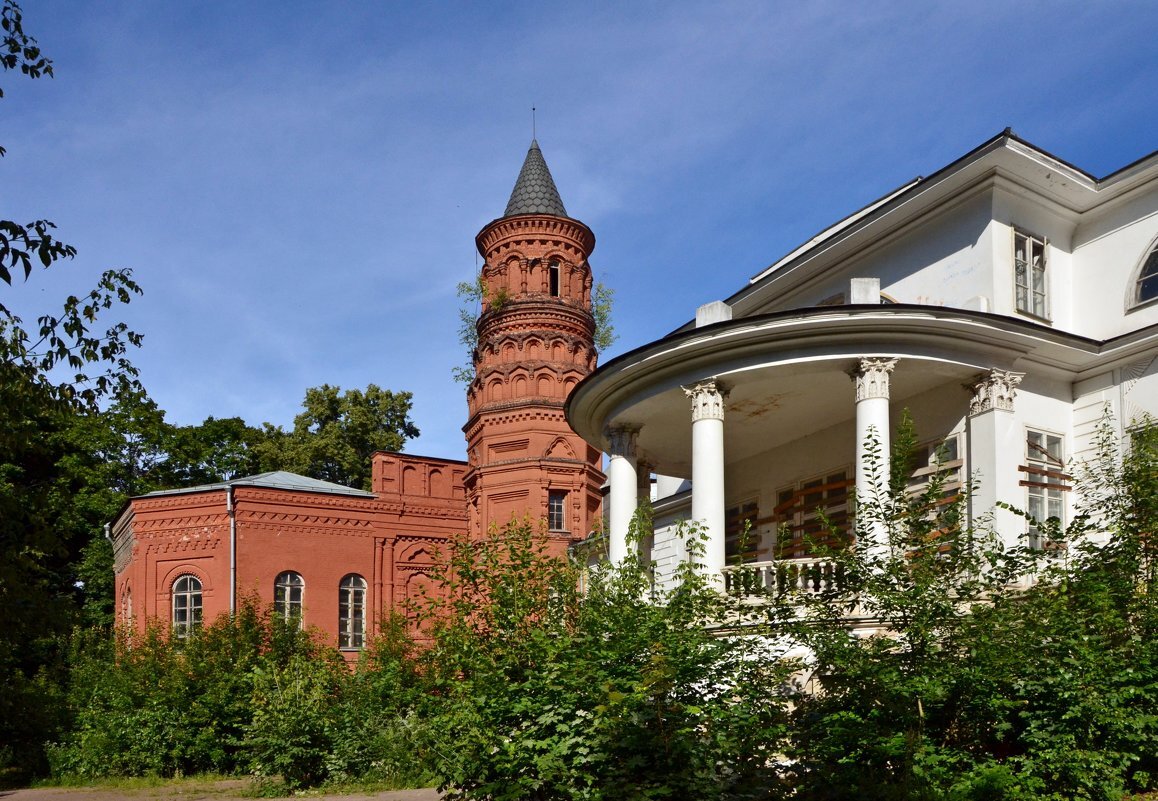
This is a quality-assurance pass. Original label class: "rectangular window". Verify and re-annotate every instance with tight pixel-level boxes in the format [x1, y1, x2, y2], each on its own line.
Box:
[1014, 230, 1048, 319]
[774, 471, 852, 559]
[548, 490, 567, 532]
[1021, 429, 1069, 549]
[725, 501, 759, 564]
[905, 434, 964, 502]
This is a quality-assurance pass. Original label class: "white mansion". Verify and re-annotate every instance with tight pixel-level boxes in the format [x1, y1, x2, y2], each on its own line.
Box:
[566, 130, 1158, 588]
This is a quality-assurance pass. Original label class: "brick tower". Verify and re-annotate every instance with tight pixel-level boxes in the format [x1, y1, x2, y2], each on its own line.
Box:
[464, 140, 605, 545]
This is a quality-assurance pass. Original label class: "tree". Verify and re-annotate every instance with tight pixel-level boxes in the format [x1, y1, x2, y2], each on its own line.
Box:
[769, 414, 1158, 800]
[167, 415, 263, 486]
[418, 517, 793, 800]
[0, 2, 143, 778]
[257, 384, 420, 490]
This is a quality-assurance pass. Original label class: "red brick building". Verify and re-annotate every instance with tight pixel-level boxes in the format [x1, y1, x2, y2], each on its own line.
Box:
[111, 141, 605, 654]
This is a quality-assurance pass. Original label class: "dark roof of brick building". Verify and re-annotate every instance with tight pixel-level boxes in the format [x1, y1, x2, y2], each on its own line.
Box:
[504, 139, 568, 217]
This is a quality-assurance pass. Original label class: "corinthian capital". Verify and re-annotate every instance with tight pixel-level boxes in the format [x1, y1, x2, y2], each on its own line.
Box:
[683, 380, 728, 422]
[606, 425, 640, 457]
[850, 358, 898, 402]
[968, 369, 1024, 415]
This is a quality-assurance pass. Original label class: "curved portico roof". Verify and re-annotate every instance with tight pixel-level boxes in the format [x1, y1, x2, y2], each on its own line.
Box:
[566, 305, 1158, 475]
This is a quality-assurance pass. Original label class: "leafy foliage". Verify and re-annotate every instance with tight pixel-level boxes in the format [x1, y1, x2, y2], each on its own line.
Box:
[254, 383, 419, 490]
[452, 272, 616, 385]
[417, 518, 793, 800]
[53, 598, 334, 780]
[773, 413, 1158, 800]
[36, 421, 1158, 797]
[591, 280, 616, 353]
[0, 3, 146, 779]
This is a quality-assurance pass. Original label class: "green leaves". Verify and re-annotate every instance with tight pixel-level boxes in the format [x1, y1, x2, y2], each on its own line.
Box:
[415, 518, 793, 800]
[255, 383, 419, 490]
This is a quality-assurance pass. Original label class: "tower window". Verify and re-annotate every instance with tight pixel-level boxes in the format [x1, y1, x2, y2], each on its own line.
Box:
[172, 575, 202, 638]
[548, 490, 568, 532]
[274, 571, 305, 626]
[549, 261, 560, 297]
[1014, 230, 1048, 319]
[338, 574, 367, 649]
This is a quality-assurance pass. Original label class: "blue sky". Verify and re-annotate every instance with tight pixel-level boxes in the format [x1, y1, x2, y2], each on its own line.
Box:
[4, 0, 1156, 460]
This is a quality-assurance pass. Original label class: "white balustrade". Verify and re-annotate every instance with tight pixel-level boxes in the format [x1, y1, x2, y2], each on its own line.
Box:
[721, 557, 843, 598]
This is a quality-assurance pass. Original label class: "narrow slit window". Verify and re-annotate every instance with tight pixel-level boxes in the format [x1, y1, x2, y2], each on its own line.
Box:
[548, 262, 560, 297]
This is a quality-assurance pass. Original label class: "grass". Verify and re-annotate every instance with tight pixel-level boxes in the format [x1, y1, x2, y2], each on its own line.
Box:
[34, 773, 248, 794]
[33, 773, 438, 799]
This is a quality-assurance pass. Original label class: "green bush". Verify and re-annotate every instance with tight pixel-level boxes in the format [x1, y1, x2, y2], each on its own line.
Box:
[416, 518, 793, 800]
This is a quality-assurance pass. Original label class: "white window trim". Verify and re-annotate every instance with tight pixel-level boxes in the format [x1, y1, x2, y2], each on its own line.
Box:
[1013, 228, 1050, 322]
[172, 574, 203, 639]
[1022, 427, 1069, 549]
[1127, 235, 1158, 311]
[338, 574, 367, 650]
[274, 571, 305, 627]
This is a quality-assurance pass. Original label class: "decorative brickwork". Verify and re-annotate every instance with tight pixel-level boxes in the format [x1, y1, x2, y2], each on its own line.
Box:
[112, 141, 605, 656]
[464, 142, 605, 544]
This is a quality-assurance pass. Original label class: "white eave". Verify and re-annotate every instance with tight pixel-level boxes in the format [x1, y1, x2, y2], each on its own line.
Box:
[567, 305, 1158, 454]
[726, 132, 1158, 320]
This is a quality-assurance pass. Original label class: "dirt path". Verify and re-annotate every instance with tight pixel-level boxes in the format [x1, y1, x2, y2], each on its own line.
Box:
[0, 782, 441, 801]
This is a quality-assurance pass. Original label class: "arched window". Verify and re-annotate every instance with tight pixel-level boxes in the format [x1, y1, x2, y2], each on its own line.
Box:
[274, 571, 304, 625]
[1135, 243, 1158, 306]
[338, 574, 367, 649]
[172, 575, 202, 638]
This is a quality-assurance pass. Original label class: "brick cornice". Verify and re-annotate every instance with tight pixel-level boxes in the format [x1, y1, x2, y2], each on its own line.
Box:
[476, 214, 595, 257]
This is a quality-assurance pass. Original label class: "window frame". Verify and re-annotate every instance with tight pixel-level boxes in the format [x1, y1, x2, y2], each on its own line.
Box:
[1130, 240, 1158, 309]
[1021, 428, 1070, 549]
[1013, 229, 1050, 321]
[338, 574, 367, 650]
[548, 260, 561, 297]
[274, 571, 305, 626]
[905, 433, 964, 501]
[725, 500, 760, 565]
[774, 469, 852, 559]
[171, 574, 203, 638]
[547, 489, 568, 532]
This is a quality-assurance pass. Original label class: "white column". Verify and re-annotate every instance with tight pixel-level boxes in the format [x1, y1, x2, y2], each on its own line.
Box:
[684, 380, 728, 580]
[606, 425, 639, 565]
[851, 358, 897, 550]
[966, 370, 1024, 549]
[635, 458, 655, 566]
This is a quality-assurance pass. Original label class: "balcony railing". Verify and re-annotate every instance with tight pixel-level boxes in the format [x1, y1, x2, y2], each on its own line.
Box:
[722, 557, 843, 598]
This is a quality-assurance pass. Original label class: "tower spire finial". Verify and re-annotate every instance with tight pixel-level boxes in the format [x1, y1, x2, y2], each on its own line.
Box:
[532, 105, 536, 140]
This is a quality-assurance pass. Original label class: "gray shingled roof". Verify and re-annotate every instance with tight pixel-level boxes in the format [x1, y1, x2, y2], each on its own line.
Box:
[504, 139, 568, 217]
[140, 470, 375, 499]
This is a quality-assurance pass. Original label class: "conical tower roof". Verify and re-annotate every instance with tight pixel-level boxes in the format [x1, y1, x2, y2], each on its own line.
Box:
[503, 139, 568, 217]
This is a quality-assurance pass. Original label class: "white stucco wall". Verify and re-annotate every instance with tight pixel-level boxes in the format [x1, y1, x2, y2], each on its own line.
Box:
[1071, 189, 1158, 339]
